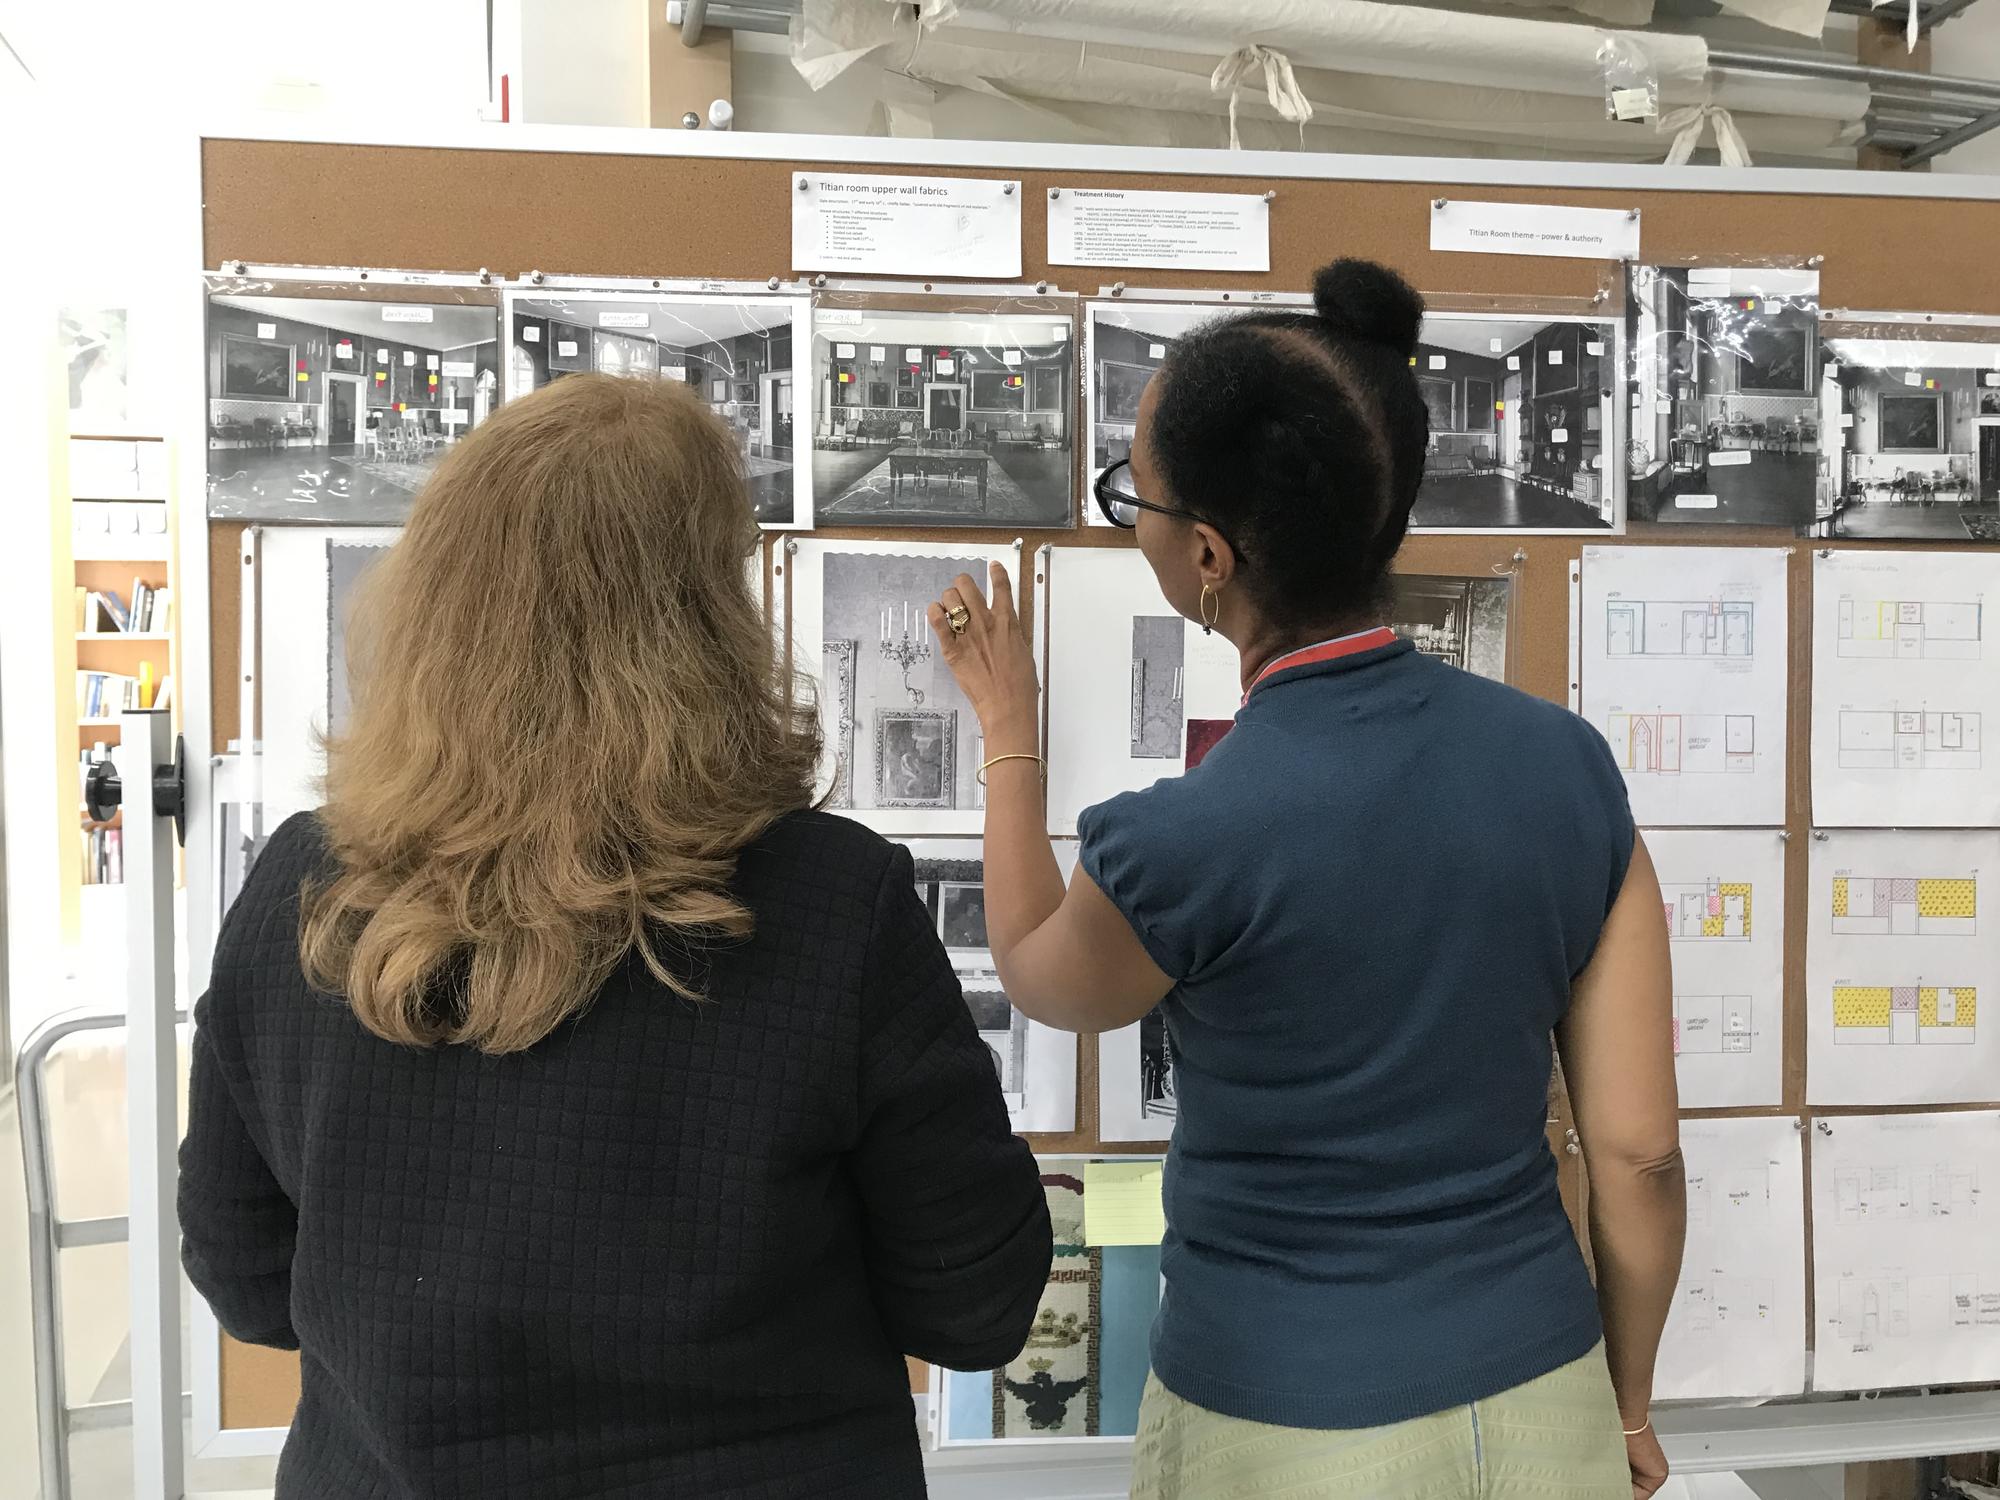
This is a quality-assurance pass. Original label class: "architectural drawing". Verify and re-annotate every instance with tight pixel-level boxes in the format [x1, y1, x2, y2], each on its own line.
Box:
[1607, 712, 1756, 774]
[1832, 1162, 1981, 1223]
[1675, 1277, 1775, 1335]
[1686, 1161, 1772, 1230]
[1832, 984, 1978, 1045]
[1675, 995, 1754, 1056]
[1662, 879, 1754, 940]
[1836, 598, 1983, 661]
[1837, 709, 1983, 772]
[1832, 875, 1978, 937]
[1834, 1276, 1912, 1347]
[1605, 599, 1755, 658]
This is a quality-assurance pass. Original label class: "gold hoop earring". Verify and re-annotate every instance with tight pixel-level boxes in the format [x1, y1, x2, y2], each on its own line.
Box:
[1199, 582, 1219, 636]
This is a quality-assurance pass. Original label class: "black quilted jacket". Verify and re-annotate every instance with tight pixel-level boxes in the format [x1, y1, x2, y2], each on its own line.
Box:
[180, 810, 1052, 1498]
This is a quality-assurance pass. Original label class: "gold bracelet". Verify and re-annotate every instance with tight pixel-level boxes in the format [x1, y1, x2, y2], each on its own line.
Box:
[976, 752, 1045, 786]
[1622, 1418, 1651, 1437]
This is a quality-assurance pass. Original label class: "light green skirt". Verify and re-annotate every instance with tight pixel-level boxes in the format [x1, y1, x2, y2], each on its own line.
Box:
[1131, 1342, 1630, 1500]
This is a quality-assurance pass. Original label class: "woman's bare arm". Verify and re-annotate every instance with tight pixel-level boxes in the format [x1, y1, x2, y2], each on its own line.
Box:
[928, 564, 1174, 1034]
[1555, 832, 1684, 1491]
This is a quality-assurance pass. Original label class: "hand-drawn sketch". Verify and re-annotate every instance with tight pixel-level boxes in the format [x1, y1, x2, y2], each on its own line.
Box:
[1608, 712, 1757, 775]
[1129, 617, 1185, 759]
[1836, 598, 1982, 660]
[1831, 985, 1977, 1045]
[1605, 599, 1754, 657]
[1831, 1161, 1981, 1222]
[1833, 876, 1977, 937]
[1837, 709, 1982, 771]
[1662, 878, 1754, 941]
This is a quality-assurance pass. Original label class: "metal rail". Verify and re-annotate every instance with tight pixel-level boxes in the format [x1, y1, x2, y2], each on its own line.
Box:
[18, 1007, 188, 1500]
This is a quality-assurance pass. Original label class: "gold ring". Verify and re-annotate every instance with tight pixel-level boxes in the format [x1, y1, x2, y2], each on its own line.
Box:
[944, 604, 971, 636]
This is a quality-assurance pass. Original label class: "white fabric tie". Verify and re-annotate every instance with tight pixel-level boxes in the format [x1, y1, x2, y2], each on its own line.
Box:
[1209, 44, 1314, 150]
[1659, 102, 1752, 168]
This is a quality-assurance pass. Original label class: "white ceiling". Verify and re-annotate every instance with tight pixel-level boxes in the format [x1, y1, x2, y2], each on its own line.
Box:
[1419, 317, 1584, 358]
[512, 295, 798, 346]
[813, 311, 1073, 350]
[1827, 338, 2000, 371]
[214, 294, 498, 352]
[1089, 302, 1250, 344]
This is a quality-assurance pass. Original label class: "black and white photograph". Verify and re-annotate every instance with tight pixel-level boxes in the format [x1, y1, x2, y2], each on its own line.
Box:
[809, 302, 1076, 527]
[1130, 616, 1186, 758]
[1813, 333, 2000, 542]
[1390, 575, 1513, 683]
[1626, 266, 1825, 527]
[326, 537, 395, 737]
[205, 283, 500, 524]
[1408, 314, 1618, 531]
[897, 838, 1079, 1132]
[507, 290, 810, 528]
[1138, 1007, 1177, 1125]
[1085, 301, 1256, 526]
[791, 540, 1020, 835]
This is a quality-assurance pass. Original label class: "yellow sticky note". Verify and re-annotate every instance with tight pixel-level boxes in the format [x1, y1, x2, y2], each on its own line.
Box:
[1083, 1161, 1166, 1246]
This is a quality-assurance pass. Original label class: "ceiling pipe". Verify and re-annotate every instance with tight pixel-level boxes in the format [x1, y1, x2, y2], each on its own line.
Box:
[1901, 103, 2000, 166]
[681, 0, 709, 45]
[672, 0, 795, 39]
[1710, 48, 2000, 99]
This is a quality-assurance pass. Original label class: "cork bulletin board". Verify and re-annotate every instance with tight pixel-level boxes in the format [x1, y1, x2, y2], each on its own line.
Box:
[198, 135, 2000, 1436]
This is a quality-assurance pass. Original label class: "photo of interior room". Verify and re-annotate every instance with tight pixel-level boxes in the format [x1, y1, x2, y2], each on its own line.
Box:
[809, 307, 1076, 528]
[506, 292, 809, 527]
[1085, 301, 1250, 524]
[1817, 336, 2000, 542]
[1407, 316, 1617, 531]
[205, 289, 500, 524]
[1626, 266, 1825, 527]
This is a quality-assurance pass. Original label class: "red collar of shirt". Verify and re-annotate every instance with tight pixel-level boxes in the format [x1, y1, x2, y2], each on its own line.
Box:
[1242, 626, 1400, 703]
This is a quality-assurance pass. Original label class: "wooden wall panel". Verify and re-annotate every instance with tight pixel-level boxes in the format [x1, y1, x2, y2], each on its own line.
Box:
[202, 139, 2000, 1431]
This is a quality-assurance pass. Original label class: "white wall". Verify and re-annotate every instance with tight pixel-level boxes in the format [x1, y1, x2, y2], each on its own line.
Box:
[1937, 8, 2000, 174]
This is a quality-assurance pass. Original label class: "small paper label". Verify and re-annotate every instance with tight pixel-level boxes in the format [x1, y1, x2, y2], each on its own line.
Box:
[1587, 340, 1605, 356]
[1004, 350, 1024, 366]
[936, 358, 956, 376]
[596, 311, 648, 329]
[556, 340, 578, 358]
[1657, 399, 1674, 413]
[1489, 338, 1504, 353]
[1548, 350, 1564, 366]
[1148, 343, 1167, 358]
[870, 346, 886, 361]
[522, 326, 541, 343]
[1675, 493, 1720, 509]
[1055, 324, 1070, 341]
[257, 322, 277, 339]
[440, 409, 469, 426]
[426, 354, 440, 370]
[1840, 414, 1856, 428]
[1428, 355, 1447, 370]
[441, 360, 475, 378]
[376, 347, 390, 361]
[835, 343, 856, 359]
[382, 306, 434, 323]
[816, 309, 863, 326]
[335, 340, 353, 358]
[904, 346, 922, 362]
[1611, 87, 1654, 121]
[1507, 356, 1521, 371]
[1904, 371, 1922, 386]
[1710, 450, 1754, 467]
[1551, 428, 1570, 443]
[403, 350, 417, 367]
[1985, 372, 2000, 387]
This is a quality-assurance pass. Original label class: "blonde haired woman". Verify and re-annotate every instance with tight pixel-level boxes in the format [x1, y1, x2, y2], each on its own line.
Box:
[179, 374, 1053, 1499]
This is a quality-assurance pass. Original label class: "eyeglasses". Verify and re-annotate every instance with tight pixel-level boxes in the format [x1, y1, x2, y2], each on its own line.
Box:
[1092, 460, 1244, 562]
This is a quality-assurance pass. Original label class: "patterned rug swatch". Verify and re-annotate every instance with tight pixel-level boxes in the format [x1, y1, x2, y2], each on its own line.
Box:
[994, 1166, 1101, 1436]
[1963, 513, 2000, 543]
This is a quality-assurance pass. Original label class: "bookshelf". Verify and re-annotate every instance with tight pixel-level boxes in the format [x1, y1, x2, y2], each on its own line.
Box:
[68, 434, 177, 887]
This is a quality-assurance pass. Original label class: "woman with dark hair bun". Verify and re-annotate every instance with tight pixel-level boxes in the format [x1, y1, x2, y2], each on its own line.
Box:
[928, 259, 1684, 1498]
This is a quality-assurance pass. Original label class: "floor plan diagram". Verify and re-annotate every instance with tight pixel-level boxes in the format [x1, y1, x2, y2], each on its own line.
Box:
[1837, 709, 1983, 772]
[1663, 879, 1754, 940]
[1675, 995, 1754, 1055]
[1833, 1276, 1911, 1348]
[1832, 984, 1978, 1045]
[1831, 1161, 1981, 1223]
[1686, 1158, 1773, 1229]
[1833, 875, 1978, 937]
[1606, 599, 1756, 658]
[1608, 712, 1757, 775]
[1836, 597, 1983, 661]
[1676, 1277, 1776, 1335]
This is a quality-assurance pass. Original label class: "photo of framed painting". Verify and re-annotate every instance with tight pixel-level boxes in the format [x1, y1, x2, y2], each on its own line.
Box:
[875, 711, 957, 808]
[1878, 392, 1942, 451]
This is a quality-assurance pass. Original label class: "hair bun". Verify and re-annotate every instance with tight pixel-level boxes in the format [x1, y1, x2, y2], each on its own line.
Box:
[1312, 259, 1424, 359]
